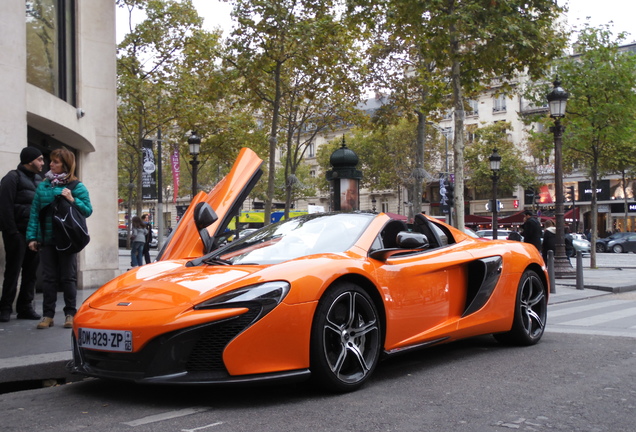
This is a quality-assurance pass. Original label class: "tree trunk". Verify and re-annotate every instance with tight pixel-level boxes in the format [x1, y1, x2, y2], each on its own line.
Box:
[265, 62, 283, 226]
[450, 58, 465, 230]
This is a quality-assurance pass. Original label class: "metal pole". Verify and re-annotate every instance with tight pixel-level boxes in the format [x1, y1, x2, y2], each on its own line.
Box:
[157, 129, 164, 250]
[492, 172, 498, 240]
[191, 154, 199, 198]
[547, 250, 556, 294]
[551, 118, 575, 278]
[576, 250, 584, 290]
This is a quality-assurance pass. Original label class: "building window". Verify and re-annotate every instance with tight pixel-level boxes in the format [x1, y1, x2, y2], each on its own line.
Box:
[466, 124, 477, 144]
[26, 0, 76, 104]
[493, 94, 506, 113]
[308, 141, 315, 158]
[467, 99, 479, 116]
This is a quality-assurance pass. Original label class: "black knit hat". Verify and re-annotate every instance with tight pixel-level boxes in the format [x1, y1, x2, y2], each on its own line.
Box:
[20, 147, 42, 164]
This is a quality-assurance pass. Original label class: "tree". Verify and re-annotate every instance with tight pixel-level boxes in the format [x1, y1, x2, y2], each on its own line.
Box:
[117, 0, 205, 216]
[316, 119, 447, 213]
[117, 0, 262, 216]
[348, 0, 567, 228]
[465, 122, 536, 197]
[548, 24, 636, 267]
[346, 2, 449, 217]
[225, 0, 364, 224]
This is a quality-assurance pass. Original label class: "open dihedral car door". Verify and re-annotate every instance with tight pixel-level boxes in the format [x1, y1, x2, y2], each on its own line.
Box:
[157, 147, 263, 261]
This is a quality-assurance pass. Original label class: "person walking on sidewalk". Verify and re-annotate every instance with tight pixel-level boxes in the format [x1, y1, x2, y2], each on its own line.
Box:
[26, 147, 92, 329]
[141, 213, 152, 264]
[130, 216, 147, 267]
[0, 147, 45, 322]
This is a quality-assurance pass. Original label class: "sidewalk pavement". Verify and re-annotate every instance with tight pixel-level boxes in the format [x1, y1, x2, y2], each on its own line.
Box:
[0, 251, 634, 390]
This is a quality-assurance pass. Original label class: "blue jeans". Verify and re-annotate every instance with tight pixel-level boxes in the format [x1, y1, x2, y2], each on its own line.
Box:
[131, 241, 145, 267]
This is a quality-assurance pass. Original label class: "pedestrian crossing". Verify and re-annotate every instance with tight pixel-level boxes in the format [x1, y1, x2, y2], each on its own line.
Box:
[547, 298, 636, 337]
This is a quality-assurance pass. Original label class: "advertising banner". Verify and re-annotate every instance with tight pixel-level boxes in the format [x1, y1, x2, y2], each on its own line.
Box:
[142, 139, 157, 200]
[171, 144, 180, 203]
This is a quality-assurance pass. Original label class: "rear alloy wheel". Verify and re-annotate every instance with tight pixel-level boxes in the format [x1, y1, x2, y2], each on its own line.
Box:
[596, 243, 606, 253]
[310, 282, 381, 392]
[613, 244, 624, 253]
[494, 270, 547, 346]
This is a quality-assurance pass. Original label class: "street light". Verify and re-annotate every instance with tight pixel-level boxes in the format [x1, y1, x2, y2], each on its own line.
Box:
[489, 148, 501, 240]
[371, 197, 377, 213]
[547, 78, 574, 277]
[188, 131, 201, 198]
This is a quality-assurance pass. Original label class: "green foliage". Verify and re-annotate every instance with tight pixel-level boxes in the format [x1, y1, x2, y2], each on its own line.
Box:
[225, 0, 365, 221]
[316, 119, 447, 192]
[116, 0, 266, 208]
[465, 122, 535, 196]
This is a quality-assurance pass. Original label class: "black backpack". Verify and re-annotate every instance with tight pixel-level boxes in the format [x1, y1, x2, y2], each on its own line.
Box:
[40, 181, 90, 254]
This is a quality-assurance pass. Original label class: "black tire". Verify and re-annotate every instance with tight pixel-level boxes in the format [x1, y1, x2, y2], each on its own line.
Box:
[494, 270, 547, 346]
[596, 243, 606, 253]
[613, 244, 624, 253]
[310, 282, 381, 392]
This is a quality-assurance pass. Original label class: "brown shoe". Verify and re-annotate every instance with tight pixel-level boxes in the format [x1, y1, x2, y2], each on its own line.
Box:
[37, 317, 54, 329]
[64, 315, 73, 328]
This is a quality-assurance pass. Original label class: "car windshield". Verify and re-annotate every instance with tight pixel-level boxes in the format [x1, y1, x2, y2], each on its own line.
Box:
[213, 213, 374, 265]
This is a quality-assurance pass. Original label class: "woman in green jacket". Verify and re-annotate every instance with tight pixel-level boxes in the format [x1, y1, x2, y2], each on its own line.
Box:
[26, 147, 92, 329]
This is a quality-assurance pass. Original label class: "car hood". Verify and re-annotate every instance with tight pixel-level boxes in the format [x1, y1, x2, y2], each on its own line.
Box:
[157, 148, 263, 261]
[88, 260, 262, 311]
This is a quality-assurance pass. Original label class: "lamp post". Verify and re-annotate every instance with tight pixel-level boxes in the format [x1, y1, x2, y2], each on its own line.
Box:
[489, 148, 501, 240]
[547, 78, 575, 277]
[371, 197, 377, 213]
[188, 131, 201, 198]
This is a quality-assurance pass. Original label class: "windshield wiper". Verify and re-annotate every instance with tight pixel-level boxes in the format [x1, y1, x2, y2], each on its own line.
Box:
[185, 253, 230, 267]
[203, 256, 232, 266]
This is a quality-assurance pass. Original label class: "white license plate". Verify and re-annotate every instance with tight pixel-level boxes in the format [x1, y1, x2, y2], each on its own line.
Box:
[78, 328, 133, 352]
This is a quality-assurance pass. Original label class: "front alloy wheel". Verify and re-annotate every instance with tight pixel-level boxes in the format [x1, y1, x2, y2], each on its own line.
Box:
[310, 282, 381, 392]
[495, 270, 547, 346]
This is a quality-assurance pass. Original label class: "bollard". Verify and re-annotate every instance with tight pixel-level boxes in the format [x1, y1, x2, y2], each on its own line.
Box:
[576, 250, 584, 290]
[547, 250, 556, 294]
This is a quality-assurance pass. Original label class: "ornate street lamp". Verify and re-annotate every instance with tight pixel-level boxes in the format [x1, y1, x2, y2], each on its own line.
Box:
[188, 131, 201, 198]
[547, 78, 574, 277]
[489, 148, 501, 240]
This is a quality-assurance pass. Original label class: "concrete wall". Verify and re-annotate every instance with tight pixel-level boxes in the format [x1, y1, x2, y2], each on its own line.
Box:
[0, 0, 119, 290]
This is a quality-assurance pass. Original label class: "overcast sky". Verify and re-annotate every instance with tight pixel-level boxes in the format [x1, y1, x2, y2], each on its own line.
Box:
[118, 0, 636, 45]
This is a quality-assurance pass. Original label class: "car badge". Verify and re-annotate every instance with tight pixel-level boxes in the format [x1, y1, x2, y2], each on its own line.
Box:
[117, 302, 132, 307]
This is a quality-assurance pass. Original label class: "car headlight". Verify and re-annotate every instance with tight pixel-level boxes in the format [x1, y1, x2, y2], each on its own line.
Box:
[194, 281, 290, 315]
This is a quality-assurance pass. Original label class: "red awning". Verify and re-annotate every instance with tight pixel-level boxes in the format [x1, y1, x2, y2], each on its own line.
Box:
[498, 211, 554, 224]
[465, 214, 492, 224]
[564, 207, 580, 221]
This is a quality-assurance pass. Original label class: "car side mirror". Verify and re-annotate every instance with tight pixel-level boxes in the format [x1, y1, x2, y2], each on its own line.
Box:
[194, 202, 218, 253]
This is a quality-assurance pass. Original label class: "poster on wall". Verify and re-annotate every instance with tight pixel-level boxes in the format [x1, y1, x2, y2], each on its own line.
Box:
[141, 139, 157, 200]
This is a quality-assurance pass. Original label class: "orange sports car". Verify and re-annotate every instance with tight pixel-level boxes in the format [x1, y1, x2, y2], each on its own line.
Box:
[70, 148, 549, 392]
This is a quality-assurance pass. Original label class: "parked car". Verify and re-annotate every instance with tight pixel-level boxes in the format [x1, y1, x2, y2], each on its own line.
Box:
[118, 229, 128, 248]
[568, 233, 591, 256]
[596, 232, 632, 253]
[70, 148, 548, 392]
[475, 229, 522, 241]
[607, 233, 636, 253]
[149, 228, 158, 248]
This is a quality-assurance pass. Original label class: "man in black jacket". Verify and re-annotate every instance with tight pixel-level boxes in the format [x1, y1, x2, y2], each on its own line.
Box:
[521, 210, 543, 252]
[0, 147, 45, 322]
